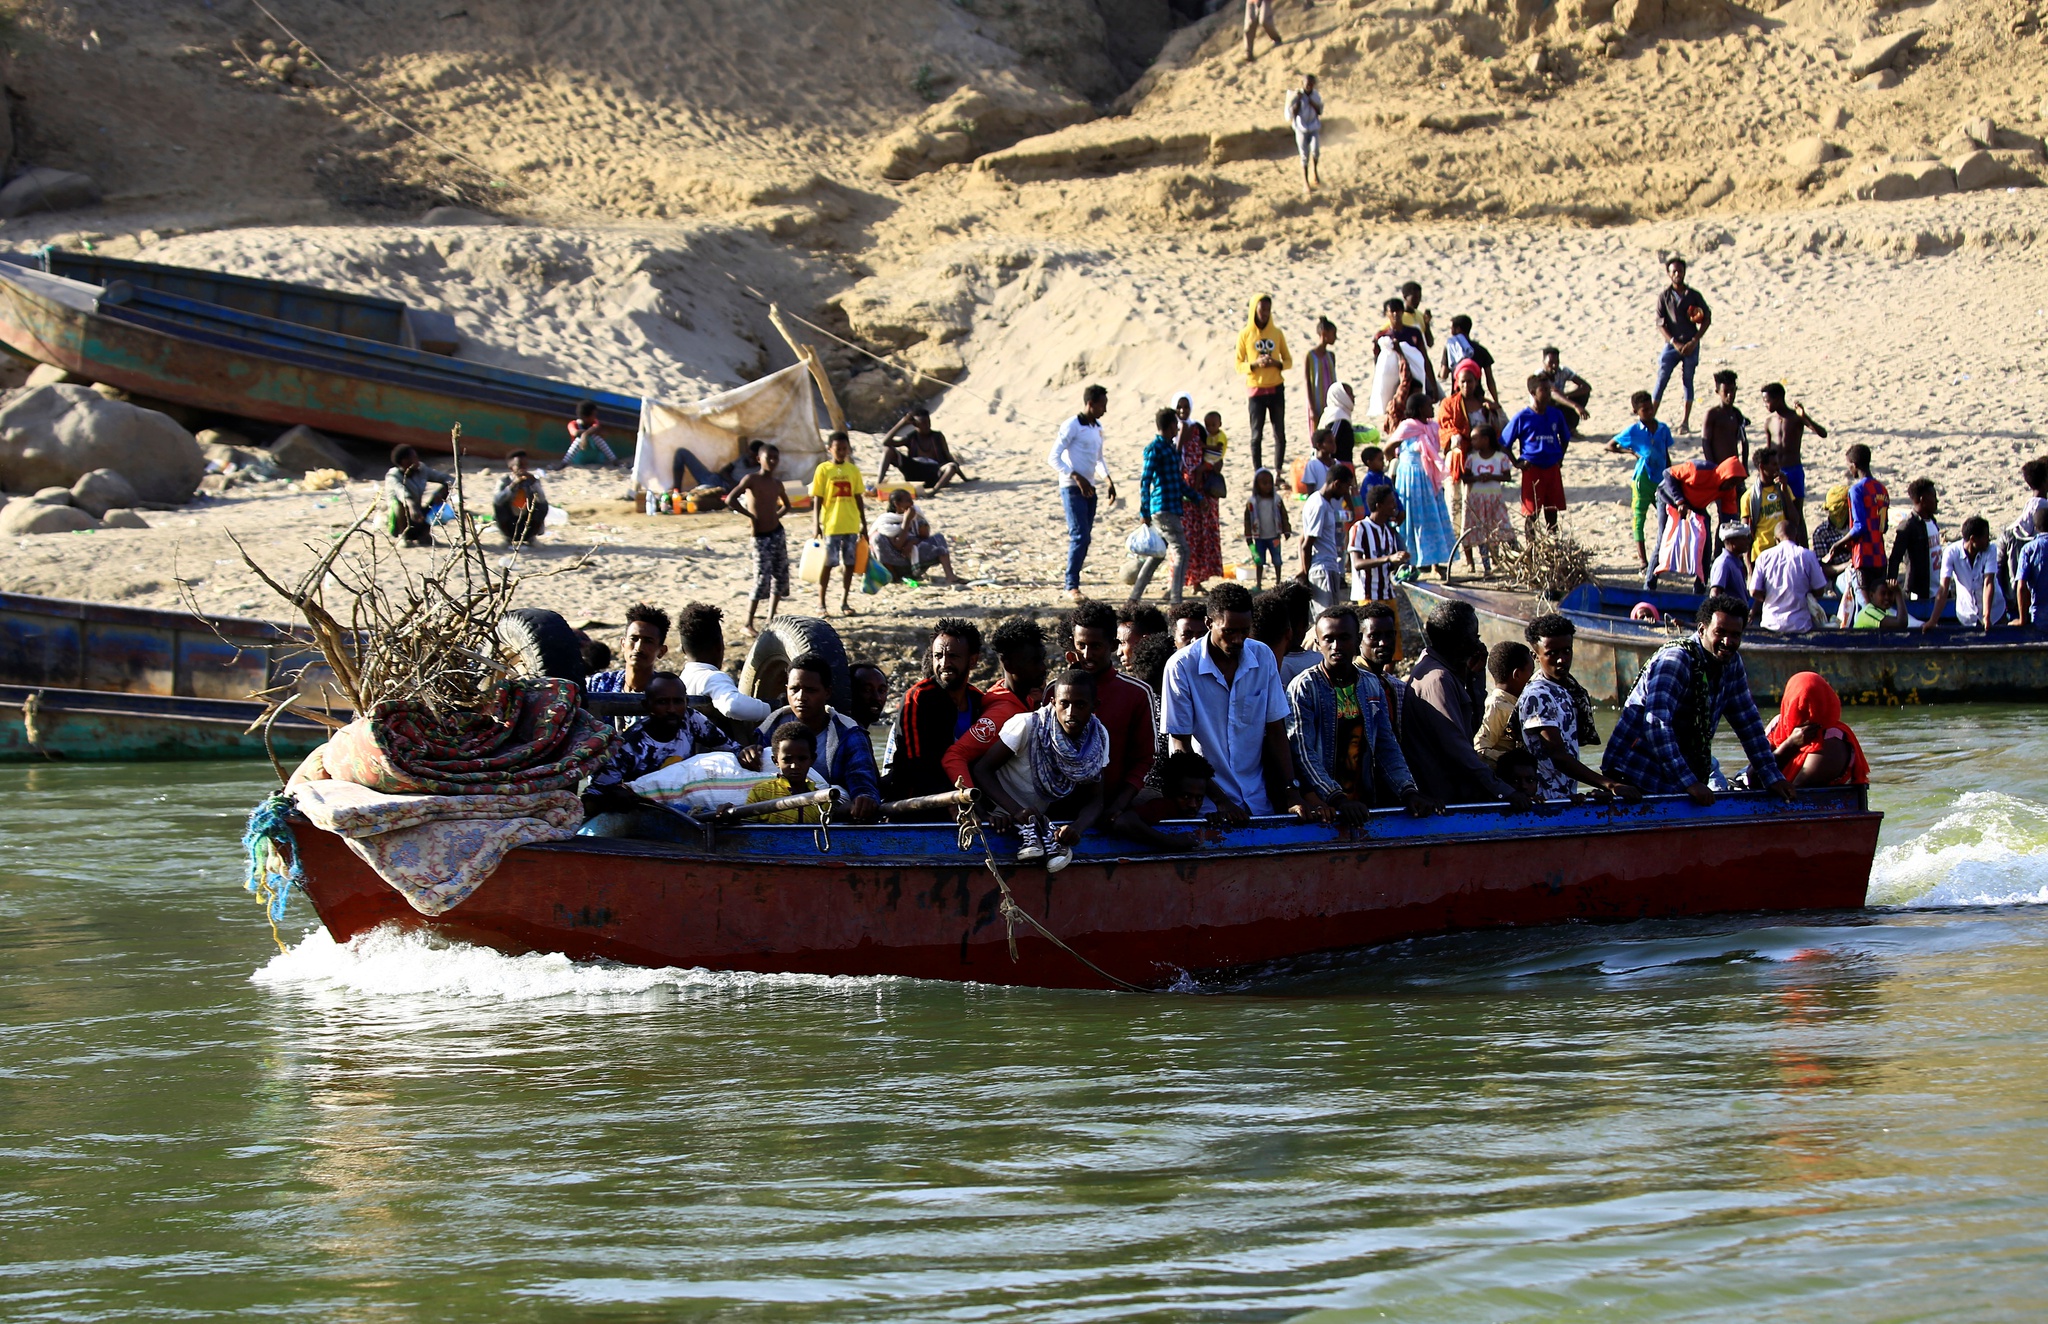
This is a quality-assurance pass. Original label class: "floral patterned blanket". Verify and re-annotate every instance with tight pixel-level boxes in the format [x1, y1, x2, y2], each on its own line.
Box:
[320, 678, 614, 797]
[289, 777, 583, 915]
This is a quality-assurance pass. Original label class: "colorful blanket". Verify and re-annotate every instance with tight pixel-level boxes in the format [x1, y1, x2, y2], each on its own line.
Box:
[289, 777, 582, 915]
[320, 677, 614, 797]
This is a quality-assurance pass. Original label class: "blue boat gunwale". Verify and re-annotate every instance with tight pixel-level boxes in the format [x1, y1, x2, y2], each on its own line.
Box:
[29, 249, 410, 318]
[517, 786, 1875, 870]
[0, 588, 314, 644]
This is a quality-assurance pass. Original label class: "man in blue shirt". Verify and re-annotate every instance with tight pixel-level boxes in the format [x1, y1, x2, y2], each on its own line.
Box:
[1159, 583, 1319, 819]
[1132, 405, 1194, 606]
[1607, 389, 1674, 571]
[1603, 595, 1795, 806]
[1502, 374, 1572, 536]
[2016, 528, 2048, 628]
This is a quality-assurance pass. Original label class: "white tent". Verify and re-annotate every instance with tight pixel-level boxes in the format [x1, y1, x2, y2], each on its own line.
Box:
[631, 362, 828, 492]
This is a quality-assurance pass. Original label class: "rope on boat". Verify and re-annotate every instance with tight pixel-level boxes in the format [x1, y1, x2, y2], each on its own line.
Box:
[242, 793, 305, 954]
[957, 809, 1152, 994]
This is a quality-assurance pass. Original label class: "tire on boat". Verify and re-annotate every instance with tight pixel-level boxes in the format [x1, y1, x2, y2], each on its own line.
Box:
[739, 616, 851, 715]
[496, 607, 586, 687]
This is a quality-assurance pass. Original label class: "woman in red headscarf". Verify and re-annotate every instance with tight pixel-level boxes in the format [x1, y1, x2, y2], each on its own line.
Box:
[1436, 360, 1497, 573]
[1765, 672, 1870, 786]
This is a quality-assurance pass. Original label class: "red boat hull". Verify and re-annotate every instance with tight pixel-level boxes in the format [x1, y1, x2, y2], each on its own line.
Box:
[290, 792, 1882, 990]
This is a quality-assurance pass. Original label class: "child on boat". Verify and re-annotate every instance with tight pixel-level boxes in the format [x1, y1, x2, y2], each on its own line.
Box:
[1114, 750, 1227, 851]
[1474, 640, 1533, 767]
[1518, 614, 1637, 804]
[970, 669, 1110, 873]
[731, 722, 826, 824]
[1494, 748, 1545, 803]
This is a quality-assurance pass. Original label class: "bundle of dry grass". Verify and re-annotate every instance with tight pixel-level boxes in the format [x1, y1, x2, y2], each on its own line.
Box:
[1491, 522, 1596, 598]
[218, 426, 547, 773]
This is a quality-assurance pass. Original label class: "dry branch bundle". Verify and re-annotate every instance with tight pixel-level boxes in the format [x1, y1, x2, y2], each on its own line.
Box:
[1490, 521, 1596, 597]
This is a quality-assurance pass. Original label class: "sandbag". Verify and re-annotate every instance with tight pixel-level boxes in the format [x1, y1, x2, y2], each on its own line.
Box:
[630, 750, 827, 810]
[1366, 337, 1428, 420]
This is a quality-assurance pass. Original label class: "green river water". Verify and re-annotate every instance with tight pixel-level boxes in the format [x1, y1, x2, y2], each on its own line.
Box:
[4, 705, 2046, 1322]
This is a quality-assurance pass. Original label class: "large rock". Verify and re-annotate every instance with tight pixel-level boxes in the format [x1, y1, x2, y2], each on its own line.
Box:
[0, 167, 103, 219]
[31, 486, 72, 504]
[100, 508, 150, 530]
[1784, 136, 1845, 169]
[1847, 29, 1921, 79]
[0, 498, 100, 536]
[1854, 160, 1956, 201]
[0, 385, 206, 504]
[862, 74, 1094, 180]
[268, 423, 359, 476]
[69, 467, 139, 518]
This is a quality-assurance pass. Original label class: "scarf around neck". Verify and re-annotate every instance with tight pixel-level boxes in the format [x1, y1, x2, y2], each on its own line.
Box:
[1027, 708, 1109, 801]
[1677, 637, 1723, 782]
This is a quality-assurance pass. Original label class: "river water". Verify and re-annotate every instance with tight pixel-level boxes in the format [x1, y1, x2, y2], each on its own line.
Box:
[3, 705, 2046, 1321]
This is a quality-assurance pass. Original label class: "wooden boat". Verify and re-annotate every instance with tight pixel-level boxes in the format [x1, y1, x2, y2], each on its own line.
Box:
[0, 590, 337, 761]
[288, 787, 1881, 991]
[0, 254, 637, 459]
[1400, 580, 2048, 705]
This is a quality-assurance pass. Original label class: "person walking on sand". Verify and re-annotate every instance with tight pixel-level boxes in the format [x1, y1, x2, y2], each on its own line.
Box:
[729, 442, 791, 635]
[1652, 256, 1711, 434]
[1237, 293, 1293, 475]
[1244, 0, 1283, 59]
[1049, 384, 1115, 603]
[1287, 74, 1322, 193]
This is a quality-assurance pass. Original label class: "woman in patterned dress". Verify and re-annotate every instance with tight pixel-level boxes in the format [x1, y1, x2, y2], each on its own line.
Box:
[1388, 391, 1456, 580]
[1174, 393, 1223, 591]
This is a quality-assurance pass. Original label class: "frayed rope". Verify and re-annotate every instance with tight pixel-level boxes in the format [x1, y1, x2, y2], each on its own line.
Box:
[242, 793, 304, 953]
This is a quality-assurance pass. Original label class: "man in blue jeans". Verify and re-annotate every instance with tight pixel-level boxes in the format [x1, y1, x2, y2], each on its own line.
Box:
[1047, 384, 1116, 602]
[1651, 256, 1711, 434]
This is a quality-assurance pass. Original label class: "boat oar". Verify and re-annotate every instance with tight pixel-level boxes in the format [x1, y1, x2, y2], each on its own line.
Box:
[719, 787, 844, 822]
[878, 788, 983, 820]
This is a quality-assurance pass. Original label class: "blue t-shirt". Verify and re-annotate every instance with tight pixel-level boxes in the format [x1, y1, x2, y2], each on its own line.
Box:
[1503, 406, 1571, 469]
[2017, 534, 2048, 626]
[1612, 419, 1674, 484]
[1709, 550, 1749, 603]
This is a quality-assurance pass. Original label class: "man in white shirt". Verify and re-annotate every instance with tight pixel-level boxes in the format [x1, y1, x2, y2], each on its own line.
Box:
[1928, 515, 2007, 630]
[1746, 528, 1829, 632]
[1287, 73, 1322, 193]
[1047, 384, 1115, 603]
[1159, 583, 1318, 819]
[677, 601, 773, 725]
[1297, 462, 1353, 609]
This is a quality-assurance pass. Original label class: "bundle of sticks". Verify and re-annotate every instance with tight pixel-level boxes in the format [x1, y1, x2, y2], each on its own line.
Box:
[1491, 521, 1596, 597]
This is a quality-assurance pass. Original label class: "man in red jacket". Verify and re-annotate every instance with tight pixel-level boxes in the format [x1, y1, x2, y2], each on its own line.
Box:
[880, 618, 984, 806]
[1057, 598, 1158, 825]
[943, 617, 1051, 789]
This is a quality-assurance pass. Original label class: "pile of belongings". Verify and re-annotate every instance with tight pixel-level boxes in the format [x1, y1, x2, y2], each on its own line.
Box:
[288, 678, 614, 914]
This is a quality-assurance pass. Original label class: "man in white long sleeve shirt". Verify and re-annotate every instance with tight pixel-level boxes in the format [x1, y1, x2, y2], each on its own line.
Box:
[677, 601, 773, 725]
[1048, 384, 1115, 602]
[1287, 74, 1322, 193]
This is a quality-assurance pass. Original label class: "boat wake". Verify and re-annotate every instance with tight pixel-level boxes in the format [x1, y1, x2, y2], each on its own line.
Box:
[1870, 791, 2048, 909]
[252, 924, 907, 1001]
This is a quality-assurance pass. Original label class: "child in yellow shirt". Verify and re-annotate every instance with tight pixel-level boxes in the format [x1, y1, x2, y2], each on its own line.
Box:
[1474, 640, 1534, 767]
[734, 722, 825, 824]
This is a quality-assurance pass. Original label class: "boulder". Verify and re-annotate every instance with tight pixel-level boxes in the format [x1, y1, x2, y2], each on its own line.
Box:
[69, 467, 139, 518]
[25, 363, 84, 388]
[268, 424, 360, 476]
[0, 384, 206, 504]
[0, 167, 102, 219]
[31, 486, 72, 505]
[861, 75, 1094, 180]
[1784, 136, 1844, 169]
[1615, 0, 1663, 35]
[1856, 68, 1901, 93]
[1951, 150, 2004, 192]
[0, 498, 100, 536]
[1416, 110, 1504, 134]
[99, 508, 150, 530]
[1847, 29, 1921, 79]
[1854, 160, 1956, 201]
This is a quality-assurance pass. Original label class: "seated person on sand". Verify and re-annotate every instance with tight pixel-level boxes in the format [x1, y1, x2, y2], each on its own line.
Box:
[676, 602, 773, 726]
[719, 722, 828, 825]
[581, 673, 749, 829]
[971, 668, 1109, 873]
[878, 408, 969, 493]
[585, 603, 669, 695]
[672, 437, 752, 494]
[754, 652, 881, 822]
[871, 489, 962, 585]
[492, 449, 549, 544]
[555, 399, 619, 470]
[1287, 604, 1438, 826]
[880, 619, 985, 804]
[384, 445, 452, 547]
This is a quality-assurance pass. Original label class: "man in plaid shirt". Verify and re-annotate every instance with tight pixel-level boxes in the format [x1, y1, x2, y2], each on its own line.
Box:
[1602, 594, 1796, 806]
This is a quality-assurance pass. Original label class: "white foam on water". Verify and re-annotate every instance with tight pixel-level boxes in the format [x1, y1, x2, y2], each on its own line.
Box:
[252, 923, 903, 1002]
[1869, 791, 2048, 909]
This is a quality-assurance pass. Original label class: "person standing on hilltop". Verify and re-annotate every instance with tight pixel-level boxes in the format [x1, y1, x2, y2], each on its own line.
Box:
[1652, 256, 1711, 435]
[1237, 293, 1294, 477]
[1287, 74, 1322, 193]
[1048, 384, 1115, 603]
[1245, 0, 1283, 59]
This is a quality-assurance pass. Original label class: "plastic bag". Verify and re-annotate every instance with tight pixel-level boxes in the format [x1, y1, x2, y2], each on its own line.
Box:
[630, 751, 826, 810]
[1126, 523, 1167, 558]
[862, 558, 893, 595]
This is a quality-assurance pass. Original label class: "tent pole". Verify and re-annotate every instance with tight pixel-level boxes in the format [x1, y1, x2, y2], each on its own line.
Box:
[769, 304, 848, 435]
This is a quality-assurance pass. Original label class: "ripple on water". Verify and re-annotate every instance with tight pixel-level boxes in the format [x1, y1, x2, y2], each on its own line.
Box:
[1868, 790, 2048, 909]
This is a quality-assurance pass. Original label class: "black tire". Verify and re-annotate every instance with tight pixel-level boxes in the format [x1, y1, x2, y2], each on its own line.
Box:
[739, 616, 850, 715]
[496, 607, 585, 687]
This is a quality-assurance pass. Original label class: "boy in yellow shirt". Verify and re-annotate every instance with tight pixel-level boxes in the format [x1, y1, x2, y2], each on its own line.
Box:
[733, 722, 825, 824]
[809, 430, 868, 617]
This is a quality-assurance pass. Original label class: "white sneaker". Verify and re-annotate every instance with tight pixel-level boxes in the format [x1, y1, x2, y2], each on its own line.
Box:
[1015, 821, 1046, 862]
[1046, 844, 1074, 874]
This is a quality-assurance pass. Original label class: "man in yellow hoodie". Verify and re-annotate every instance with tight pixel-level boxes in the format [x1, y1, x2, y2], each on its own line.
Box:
[1236, 293, 1293, 475]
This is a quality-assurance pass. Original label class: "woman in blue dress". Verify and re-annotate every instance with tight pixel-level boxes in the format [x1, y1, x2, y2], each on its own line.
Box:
[1387, 392, 1456, 579]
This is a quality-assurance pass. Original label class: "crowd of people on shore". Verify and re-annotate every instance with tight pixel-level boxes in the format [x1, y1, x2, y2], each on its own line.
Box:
[574, 586, 1865, 870]
[1049, 257, 2048, 634]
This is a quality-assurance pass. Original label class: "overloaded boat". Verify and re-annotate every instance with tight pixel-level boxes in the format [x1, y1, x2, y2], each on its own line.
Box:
[1401, 580, 2048, 705]
[0, 251, 637, 458]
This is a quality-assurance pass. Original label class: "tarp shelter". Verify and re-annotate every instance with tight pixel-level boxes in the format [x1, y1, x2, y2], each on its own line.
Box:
[631, 362, 827, 492]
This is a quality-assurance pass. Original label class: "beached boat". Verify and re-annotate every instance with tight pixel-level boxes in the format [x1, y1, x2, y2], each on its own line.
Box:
[1400, 580, 2048, 705]
[0, 254, 637, 458]
[0, 590, 335, 761]
[288, 787, 1881, 991]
